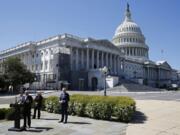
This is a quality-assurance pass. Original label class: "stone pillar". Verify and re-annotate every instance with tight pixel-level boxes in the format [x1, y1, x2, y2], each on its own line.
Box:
[76, 48, 79, 70]
[110, 53, 112, 73]
[91, 49, 94, 69]
[101, 52, 104, 68]
[86, 48, 89, 70]
[114, 55, 117, 75]
[117, 56, 119, 75]
[81, 49, 84, 69]
[106, 52, 108, 68]
[47, 49, 51, 71]
[97, 50, 99, 68]
[70, 47, 73, 70]
[42, 50, 45, 72]
[132, 48, 134, 56]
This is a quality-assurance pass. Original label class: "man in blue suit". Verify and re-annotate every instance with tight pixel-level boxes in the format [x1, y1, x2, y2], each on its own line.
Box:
[59, 87, 70, 124]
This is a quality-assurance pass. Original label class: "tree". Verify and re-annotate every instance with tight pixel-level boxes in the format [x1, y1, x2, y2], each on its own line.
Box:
[2, 57, 35, 92]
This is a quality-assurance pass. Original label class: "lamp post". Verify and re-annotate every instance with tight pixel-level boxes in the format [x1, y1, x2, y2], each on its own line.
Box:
[100, 66, 108, 96]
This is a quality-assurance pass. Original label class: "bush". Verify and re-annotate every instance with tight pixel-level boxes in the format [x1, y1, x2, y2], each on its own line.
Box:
[0, 108, 9, 120]
[0, 108, 17, 120]
[69, 95, 89, 117]
[44, 94, 136, 122]
[85, 96, 113, 120]
[5, 108, 16, 120]
[113, 96, 136, 122]
[44, 96, 60, 113]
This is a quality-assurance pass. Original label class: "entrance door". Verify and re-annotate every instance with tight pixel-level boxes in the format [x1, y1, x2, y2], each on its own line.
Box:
[91, 77, 98, 90]
[79, 79, 84, 90]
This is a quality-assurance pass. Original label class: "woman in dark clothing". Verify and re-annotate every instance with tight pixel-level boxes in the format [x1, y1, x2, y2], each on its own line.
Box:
[33, 92, 43, 119]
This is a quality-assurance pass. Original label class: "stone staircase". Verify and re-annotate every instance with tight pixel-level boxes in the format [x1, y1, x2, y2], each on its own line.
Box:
[107, 79, 162, 92]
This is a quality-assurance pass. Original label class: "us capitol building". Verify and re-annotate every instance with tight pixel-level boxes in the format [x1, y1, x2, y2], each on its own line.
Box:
[0, 4, 179, 90]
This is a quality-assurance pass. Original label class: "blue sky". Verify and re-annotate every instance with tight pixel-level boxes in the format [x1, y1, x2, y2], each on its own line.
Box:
[0, 0, 179, 69]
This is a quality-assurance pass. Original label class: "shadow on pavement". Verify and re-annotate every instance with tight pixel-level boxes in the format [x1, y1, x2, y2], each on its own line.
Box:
[26, 127, 53, 132]
[130, 111, 147, 124]
[40, 118, 59, 121]
[67, 121, 91, 124]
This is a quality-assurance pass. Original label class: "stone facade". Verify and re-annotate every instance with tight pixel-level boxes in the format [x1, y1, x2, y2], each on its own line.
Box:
[0, 34, 124, 90]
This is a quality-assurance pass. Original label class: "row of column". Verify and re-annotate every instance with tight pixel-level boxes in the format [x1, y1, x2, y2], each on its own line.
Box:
[123, 47, 148, 57]
[158, 69, 171, 80]
[146, 67, 171, 81]
[146, 67, 157, 80]
[18, 48, 53, 73]
[71, 47, 124, 75]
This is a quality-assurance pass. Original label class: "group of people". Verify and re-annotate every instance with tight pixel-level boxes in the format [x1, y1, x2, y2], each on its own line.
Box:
[18, 91, 43, 130]
[17, 87, 70, 130]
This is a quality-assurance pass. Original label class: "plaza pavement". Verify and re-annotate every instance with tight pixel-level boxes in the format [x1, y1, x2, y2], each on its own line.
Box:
[127, 100, 180, 135]
[0, 107, 126, 135]
[1, 91, 180, 135]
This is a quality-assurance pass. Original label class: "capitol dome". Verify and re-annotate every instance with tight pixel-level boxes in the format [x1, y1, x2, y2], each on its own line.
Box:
[112, 3, 149, 60]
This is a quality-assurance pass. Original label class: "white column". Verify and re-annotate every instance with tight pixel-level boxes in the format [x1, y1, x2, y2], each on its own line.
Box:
[42, 50, 45, 72]
[97, 50, 99, 68]
[47, 49, 51, 71]
[132, 48, 133, 56]
[70, 47, 73, 70]
[76, 48, 79, 70]
[110, 53, 112, 73]
[91, 49, 94, 69]
[86, 48, 89, 70]
[117, 56, 119, 75]
[81, 49, 84, 69]
[101, 52, 104, 68]
[114, 55, 117, 74]
[141, 49, 143, 56]
[106, 52, 108, 67]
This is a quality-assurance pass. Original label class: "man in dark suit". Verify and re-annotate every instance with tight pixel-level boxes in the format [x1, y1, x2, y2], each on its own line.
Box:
[33, 92, 43, 119]
[59, 87, 70, 124]
[22, 91, 33, 129]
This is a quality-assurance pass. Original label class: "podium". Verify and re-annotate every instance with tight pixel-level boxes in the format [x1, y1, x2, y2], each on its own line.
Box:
[8, 103, 24, 131]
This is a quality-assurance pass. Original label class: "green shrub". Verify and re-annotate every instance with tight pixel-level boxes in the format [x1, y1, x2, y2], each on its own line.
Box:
[70, 95, 89, 117]
[113, 97, 136, 122]
[5, 108, 16, 120]
[44, 94, 136, 122]
[85, 96, 113, 120]
[0, 108, 9, 120]
[45, 96, 60, 113]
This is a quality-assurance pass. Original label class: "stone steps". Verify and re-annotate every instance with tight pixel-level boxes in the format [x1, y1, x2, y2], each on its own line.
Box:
[107, 81, 161, 92]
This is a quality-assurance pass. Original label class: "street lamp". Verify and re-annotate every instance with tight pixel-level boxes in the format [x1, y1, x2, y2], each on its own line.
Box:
[100, 66, 108, 96]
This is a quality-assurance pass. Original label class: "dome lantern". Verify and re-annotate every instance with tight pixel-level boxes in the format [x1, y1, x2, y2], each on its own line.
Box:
[125, 3, 132, 22]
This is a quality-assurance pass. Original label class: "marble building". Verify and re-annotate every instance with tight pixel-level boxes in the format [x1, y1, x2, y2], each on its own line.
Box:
[0, 3, 177, 90]
[0, 34, 124, 90]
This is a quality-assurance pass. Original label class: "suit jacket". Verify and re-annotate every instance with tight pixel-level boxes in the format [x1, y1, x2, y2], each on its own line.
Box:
[34, 95, 43, 108]
[60, 92, 70, 106]
[23, 95, 33, 110]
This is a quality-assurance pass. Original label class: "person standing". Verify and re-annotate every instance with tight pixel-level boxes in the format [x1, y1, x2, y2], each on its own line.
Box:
[59, 87, 70, 124]
[33, 92, 43, 119]
[22, 91, 33, 130]
[17, 93, 25, 104]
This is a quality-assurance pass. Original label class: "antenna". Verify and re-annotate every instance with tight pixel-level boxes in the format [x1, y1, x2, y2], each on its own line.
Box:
[161, 49, 164, 60]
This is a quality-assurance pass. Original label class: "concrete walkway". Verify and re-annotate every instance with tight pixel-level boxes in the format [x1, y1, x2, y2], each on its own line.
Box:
[0, 111, 126, 135]
[1, 99, 180, 135]
[127, 100, 180, 135]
